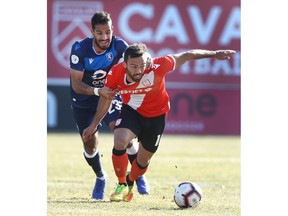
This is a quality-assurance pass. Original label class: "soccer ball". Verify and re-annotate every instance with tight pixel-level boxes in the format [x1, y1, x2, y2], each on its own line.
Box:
[173, 181, 203, 208]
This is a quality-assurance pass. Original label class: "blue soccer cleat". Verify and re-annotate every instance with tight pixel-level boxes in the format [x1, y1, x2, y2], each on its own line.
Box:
[136, 175, 150, 195]
[92, 172, 107, 200]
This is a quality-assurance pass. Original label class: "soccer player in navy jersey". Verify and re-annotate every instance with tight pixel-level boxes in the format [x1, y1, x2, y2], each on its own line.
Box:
[69, 11, 149, 200]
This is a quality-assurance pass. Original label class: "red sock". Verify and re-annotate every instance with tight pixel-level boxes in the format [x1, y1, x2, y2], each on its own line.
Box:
[129, 159, 148, 182]
[112, 153, 128, 184]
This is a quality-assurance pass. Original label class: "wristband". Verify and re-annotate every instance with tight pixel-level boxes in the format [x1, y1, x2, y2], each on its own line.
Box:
[93, 88, 99, 96]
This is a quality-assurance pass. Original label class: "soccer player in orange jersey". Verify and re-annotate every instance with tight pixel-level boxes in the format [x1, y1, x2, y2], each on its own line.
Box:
[82, 43, 236, 201]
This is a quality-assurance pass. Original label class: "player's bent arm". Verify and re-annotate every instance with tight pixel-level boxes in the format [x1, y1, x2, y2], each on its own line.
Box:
[93, 96, 113, 127]
[171, 49, 236, 69]
[82, 96, 113, 142]
[70, 68, 95, 95]
[70, 69, 116, 98]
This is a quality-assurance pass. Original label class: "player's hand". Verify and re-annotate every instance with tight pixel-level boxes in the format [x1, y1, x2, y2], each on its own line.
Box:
[99, 86, 117, 99]
[82, 125, 97, 143]
[215, 50, 236, 60]
[144, 52, 153, 69]
[146, 57, 153, 69]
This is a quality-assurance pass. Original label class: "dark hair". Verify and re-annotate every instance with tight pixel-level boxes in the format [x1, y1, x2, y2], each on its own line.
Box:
[91, 11, 112, 30]
[124, 43, 148, 63]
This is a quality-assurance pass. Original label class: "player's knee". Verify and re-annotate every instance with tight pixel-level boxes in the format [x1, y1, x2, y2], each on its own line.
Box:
[136, 159, 150, 169]
[83, 139, 98, 155]
[114, 137, 129, 150]
[84, 146, 96, 155]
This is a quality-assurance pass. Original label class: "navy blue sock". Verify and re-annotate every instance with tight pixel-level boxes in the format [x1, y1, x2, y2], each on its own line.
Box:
[84, 151, 103, 177]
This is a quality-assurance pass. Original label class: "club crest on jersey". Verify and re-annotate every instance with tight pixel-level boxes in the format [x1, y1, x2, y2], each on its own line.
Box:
[142, 79, 152, 87]
[106, 52, 113, 61]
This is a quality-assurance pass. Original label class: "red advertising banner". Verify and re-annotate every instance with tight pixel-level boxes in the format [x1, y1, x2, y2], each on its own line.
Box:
[47, 0, 240, 135]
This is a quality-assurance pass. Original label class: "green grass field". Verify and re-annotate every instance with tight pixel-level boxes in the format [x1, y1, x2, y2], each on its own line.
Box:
[47, 133, 240, 216]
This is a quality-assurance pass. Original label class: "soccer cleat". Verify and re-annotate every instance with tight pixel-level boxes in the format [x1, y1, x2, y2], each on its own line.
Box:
[136, 175, 150, 194]
[123, 185, 134, 202]
[110, 184, 128, 202]
[92, 172, 107, 200]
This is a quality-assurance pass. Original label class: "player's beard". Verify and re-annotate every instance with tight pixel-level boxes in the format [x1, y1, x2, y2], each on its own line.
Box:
[94, 38, 110, 51]
[126, 69, 143, 82]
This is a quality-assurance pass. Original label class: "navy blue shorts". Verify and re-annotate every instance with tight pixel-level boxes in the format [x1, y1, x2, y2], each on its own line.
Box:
[71, 95, 122, 135]
[114, 104, 166, 153]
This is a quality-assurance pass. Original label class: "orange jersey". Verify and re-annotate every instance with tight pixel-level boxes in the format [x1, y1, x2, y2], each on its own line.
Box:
[105, 55, 175, 117]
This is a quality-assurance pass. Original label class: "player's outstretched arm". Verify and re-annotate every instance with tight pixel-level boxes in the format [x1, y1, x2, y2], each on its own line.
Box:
[171, 49, 236, 69]
[214, 50, 236, 60]
[82, 96, 113, 142]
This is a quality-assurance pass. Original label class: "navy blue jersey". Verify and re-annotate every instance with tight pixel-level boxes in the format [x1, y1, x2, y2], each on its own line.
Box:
[69, 36, 128, 108]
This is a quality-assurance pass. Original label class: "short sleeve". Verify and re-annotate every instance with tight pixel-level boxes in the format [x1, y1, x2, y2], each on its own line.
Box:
[69, 41, 85, 72]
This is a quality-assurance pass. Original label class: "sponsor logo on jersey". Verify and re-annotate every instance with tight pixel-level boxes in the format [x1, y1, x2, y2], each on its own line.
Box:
[74, 43, 80, 51]
[92, 70, 107, 86]
[119, 88, 152, 94]
[152, 64, 160, 70]
[89, 58, 94, 64]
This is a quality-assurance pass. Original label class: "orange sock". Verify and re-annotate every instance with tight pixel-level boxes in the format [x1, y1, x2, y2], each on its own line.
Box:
[129, 159, 148, 182]
[112, 153, 128, 184]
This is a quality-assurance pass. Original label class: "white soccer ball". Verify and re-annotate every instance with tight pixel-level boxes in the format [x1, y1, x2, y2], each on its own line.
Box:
[173, 181, 203, 208]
